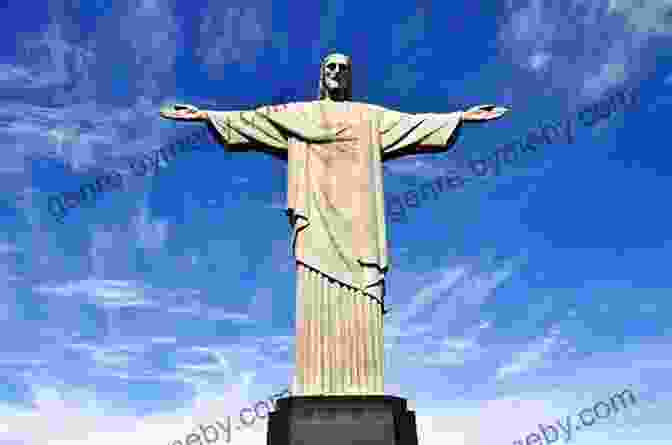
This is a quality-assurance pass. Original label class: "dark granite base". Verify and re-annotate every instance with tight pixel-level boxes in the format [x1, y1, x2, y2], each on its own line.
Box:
[267, 395, 418, 445]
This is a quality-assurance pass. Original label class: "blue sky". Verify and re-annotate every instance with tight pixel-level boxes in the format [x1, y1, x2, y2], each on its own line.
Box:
[1, 0, 671, 444]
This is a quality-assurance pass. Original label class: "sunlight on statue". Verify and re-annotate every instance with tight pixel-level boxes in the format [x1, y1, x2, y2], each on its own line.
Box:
[160, 53, 509, 396]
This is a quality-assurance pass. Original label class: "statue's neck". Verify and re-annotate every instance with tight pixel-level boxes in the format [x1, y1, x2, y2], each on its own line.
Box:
[323, 89, 348, 102]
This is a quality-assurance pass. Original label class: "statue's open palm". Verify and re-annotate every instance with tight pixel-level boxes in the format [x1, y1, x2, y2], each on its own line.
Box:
[462, 104, 509, 121]
[159, 104, 207, 121]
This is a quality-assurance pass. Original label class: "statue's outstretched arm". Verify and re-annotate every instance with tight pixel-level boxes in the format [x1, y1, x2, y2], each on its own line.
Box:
[161, 103, 290, 154]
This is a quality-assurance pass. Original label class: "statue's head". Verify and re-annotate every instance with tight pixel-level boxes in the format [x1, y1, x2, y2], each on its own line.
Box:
[318, 53, 352, 101]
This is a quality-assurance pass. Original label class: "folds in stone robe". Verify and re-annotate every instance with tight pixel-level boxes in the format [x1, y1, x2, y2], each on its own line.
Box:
[204, 100, 462, 394]
[204, 101, 463, 298]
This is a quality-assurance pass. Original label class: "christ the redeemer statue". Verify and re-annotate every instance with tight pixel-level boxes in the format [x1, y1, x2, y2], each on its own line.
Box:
[160, 53, 508, 397]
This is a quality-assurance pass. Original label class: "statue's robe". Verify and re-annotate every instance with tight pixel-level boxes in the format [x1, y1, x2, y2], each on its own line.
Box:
[204, 101, 463, 395]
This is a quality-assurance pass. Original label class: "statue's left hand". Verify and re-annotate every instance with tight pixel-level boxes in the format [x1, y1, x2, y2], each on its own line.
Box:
[159, 104, 207, 121]
[462, 104, 510, 121]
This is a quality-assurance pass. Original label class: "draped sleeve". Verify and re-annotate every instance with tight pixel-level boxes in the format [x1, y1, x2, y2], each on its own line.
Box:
[374, 105, 464, 161]
[203, 105, 291, 157]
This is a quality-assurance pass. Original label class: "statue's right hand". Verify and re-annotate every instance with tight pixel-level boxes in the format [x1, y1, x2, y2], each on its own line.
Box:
[159, 104, 206, 121]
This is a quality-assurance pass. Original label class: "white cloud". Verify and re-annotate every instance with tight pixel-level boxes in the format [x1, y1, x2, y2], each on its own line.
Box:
[498, 0, 671, 101]
[117, 0, 180, 96]
[443, 337, 477, 351]
[68, 343, 137, 368]
[385, 253, 524, 370]
[0, 95, 188, 186]
[396, 265, 470, 325]
[495, 328, 562, 380]
[0, 338, 669, 445]
[33, 279, 156, 308]
[428, 258, 519, 327]
[31, 279, 213, 317]
[383, 156, 466, 183]
[529, 51, 551, 70]
[150, 336, 177, 344]
[509, 0, 557, 44]
[608, 0, 672, 35]
[14, 22, 94, 91]
[582, 44, 629, 100]
[166, 301, 254, 324]
[197, 4, 269, 75]
[418, 336, 485, 367]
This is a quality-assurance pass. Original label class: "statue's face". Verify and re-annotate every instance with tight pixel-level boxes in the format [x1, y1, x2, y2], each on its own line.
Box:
[322, 54, 351, 93]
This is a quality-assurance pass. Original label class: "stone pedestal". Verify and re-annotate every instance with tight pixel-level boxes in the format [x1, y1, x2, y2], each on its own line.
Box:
[267, 395, 418, 445]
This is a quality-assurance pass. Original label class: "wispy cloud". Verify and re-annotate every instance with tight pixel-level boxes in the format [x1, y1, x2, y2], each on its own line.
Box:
[498, 0, 671, 101]
[197, 3, 270, 76]
[395, 265, 470, 325]
[495, 326, 563, 380]
[386, 253, 525, 372]
[33, 279, 157, 308]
